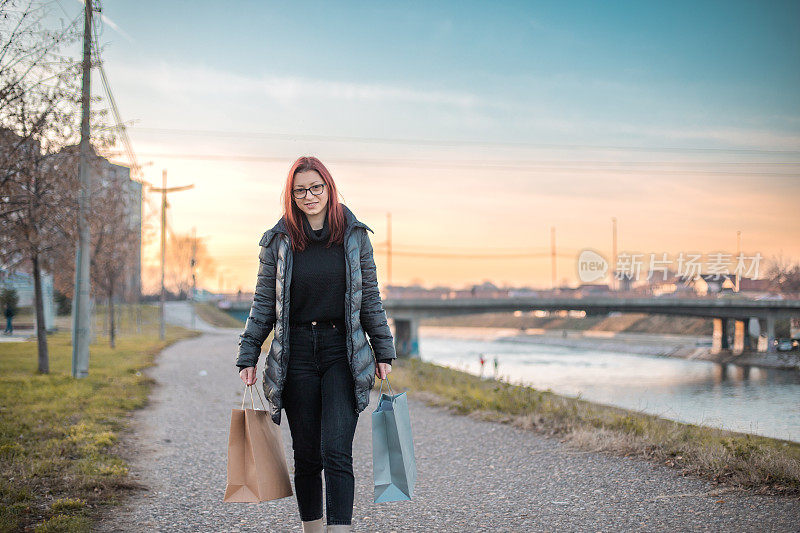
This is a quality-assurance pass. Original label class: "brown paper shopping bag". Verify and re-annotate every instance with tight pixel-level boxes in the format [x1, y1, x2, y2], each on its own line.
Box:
[223, 383, 293, 503]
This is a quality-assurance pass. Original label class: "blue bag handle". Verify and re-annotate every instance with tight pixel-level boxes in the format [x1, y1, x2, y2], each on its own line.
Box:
[377, 376, 395, 397]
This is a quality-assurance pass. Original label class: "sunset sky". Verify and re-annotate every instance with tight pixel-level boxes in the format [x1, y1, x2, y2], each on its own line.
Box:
[51, 1, 800, 293]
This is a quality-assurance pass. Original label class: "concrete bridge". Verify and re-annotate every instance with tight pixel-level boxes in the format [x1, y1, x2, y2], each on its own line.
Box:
[383, 296, 800, 357]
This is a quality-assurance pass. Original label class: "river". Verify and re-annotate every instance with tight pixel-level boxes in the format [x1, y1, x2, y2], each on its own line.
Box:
[417, 326, 800, 443]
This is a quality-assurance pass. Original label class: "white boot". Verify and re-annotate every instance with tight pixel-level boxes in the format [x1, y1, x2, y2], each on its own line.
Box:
[326, 525, 352, 532]
[302, 518, 324, 533]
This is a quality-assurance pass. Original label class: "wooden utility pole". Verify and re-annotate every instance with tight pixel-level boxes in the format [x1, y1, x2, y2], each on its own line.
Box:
[612, 217, 618, 291]
[550, 226, 556, 291]
[386, 212, 392, 285]
[191, 226, 197, 329]
[736, 230, 741, 292]
[149, 170, 193, 339]
[71, 0, 94, 378]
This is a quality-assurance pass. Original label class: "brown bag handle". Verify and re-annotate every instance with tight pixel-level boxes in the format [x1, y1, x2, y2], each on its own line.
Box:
[240, 382, 268, 411]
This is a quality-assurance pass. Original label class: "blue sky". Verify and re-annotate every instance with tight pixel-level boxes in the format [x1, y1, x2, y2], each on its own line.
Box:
[43, 0, 800, 290]
[85, 0, 800, 147]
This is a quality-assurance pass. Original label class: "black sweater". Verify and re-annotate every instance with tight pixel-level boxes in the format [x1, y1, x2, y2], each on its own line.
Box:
[289, 215, 346, 324]
[289, 215, 392, 365]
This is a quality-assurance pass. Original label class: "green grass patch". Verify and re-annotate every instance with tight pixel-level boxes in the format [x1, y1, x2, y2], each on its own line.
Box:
[33, 514, 92, 533]
[193, 302, 244, 328]
[390, 358, 800, 495]
[0, 304, 198, 532]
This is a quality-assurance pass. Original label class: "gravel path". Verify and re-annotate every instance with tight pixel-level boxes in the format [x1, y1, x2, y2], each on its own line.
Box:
[97, 314, 800, 532]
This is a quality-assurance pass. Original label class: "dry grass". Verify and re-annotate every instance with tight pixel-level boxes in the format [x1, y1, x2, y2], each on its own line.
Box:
[390, 358, 800, 496]
[0, 305, 198, 532]
[193, 302, 244, 328]
[420, 311, 713, 335]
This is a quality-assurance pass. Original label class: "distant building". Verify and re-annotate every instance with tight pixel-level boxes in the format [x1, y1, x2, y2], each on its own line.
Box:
[384, 284, 449, 299]
[738, 277, 771, 293]
[450, 281, 509, 299]
[508, 287, 539, 298]
[690, 274, 736, 296]
[0, 126, 41, 161]
[576, 283, 610, 297]
[97, 159, 142, 302]
[637, 269, 697, 297]
[384, 282, 535, 299]
[57, 144, 143, 302]
[1, 129, 142, 307]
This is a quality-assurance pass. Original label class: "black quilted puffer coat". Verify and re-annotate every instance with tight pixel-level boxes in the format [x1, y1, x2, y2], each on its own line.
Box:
[235, 204, 397, 425]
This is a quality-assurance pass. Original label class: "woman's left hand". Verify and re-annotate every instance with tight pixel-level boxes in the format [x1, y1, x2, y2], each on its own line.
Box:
[375, 362, 392, 380]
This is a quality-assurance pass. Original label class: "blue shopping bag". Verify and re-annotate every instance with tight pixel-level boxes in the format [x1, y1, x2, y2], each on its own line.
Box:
[372, 378, 417, 503]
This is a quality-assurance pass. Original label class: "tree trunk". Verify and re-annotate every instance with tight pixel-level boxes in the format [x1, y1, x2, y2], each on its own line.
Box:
[32, 252, 49, 373]
[109, 286, 115, 348]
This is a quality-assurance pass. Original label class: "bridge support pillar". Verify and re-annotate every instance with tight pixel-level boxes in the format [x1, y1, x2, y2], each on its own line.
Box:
[743, 318, 756, 351]
[712, 318, 729, 354]
[393, 317, 420, 358]
[732, 319, 745, 355]
[765, 312, 777, 354]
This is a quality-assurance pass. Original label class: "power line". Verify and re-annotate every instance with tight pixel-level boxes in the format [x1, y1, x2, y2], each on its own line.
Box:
[216, 246, 582, 261]
[107, 150, 800, 167]
[102, 151, 800, 176]
[127, 126, 800, 156]
[361, 248, 576, 260]
[379, 243, 568, 252]
[91, 15, 144, 181]
[53, 0, 77, 21]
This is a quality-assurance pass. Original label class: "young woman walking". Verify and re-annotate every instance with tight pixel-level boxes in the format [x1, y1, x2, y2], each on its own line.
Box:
[235, 156, 397, 532]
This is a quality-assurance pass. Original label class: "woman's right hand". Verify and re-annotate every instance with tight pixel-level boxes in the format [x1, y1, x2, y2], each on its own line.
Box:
[239, 366, 256, 386]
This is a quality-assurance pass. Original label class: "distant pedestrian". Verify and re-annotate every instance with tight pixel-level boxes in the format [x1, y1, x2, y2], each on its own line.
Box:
[479, 353, 486, 377]
[493, 356, 499, 379]
[3, 302, 13, 335]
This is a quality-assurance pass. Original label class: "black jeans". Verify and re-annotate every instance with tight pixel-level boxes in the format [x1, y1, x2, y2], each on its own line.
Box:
[283, 320, 359, 525]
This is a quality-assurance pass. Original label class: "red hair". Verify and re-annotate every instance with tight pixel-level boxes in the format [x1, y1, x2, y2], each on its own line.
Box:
[282, 156, 346, 252]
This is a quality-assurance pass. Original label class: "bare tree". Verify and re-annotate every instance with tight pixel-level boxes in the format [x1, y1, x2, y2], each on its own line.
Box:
[0, 0, 113, 372]
[765, 255, 800, 295]
[0, 132, 77, 372]
[89, 163, 140, 347]
[1, 0, 82, 187]
[166, 231, 217, 298]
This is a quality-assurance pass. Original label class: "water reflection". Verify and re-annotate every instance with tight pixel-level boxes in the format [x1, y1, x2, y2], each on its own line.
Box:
[418, 326, 800, 443]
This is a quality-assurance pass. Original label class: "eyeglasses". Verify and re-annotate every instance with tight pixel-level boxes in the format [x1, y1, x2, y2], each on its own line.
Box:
[292, 183, 325, 199]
